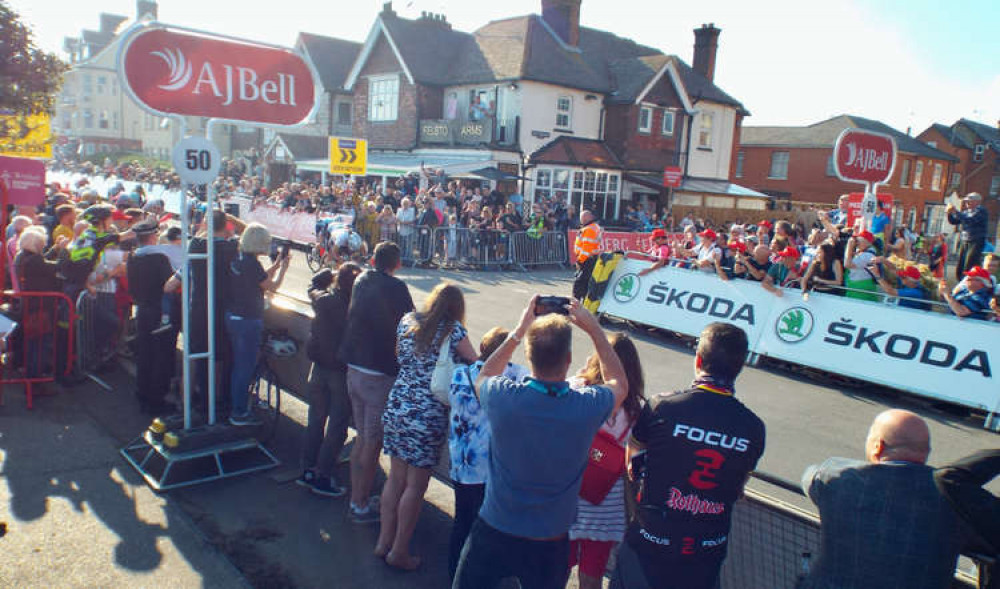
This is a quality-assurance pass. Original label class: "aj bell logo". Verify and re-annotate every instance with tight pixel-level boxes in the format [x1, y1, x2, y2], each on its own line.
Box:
[614, 274, 640, 303]
[843, 142, 890, 174]
[151, 47, 298, 107]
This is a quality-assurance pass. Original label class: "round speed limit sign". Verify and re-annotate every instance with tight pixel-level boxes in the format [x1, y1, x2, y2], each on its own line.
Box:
[172, 136, 221, 185]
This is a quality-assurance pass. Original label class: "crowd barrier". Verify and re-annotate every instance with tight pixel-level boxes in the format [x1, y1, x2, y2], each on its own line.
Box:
[597, 256, 1000, 421]
[74, 291, 116, 391]
[429, 228, 512, 268]
[510, 230, 569, 269]
[0, 290, 77, 408]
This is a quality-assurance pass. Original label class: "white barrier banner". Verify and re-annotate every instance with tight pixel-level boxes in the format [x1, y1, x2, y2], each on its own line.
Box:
[755, 292, 999, 411]
[598, 258, 778, 345]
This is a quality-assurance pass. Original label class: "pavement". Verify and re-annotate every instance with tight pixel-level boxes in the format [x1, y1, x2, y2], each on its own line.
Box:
[1, 262, 997, 588]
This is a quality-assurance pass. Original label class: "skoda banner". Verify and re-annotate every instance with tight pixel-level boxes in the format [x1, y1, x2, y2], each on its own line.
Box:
[598, 258, 776, 345]
[755, 293, 999, 412]
[599, 257, 999, 413]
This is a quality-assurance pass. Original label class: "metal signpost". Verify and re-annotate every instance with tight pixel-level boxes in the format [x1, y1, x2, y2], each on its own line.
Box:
[833, 128, 897, 230]
[115, 22, 320, 490]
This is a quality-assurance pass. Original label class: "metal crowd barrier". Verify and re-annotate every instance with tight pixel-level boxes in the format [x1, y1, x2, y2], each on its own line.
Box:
[430, 228, 512, 269]
[0, 290, 77, 408]
[391, 228, 435, 266]
[510, 230, 569, 269]
[74, 291, 115, 391]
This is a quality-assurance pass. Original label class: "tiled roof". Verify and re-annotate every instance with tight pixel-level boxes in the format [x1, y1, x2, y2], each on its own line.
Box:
[960, 118, 1000, 150]
[299, 33, 362, 93]
[929, 123, 973, 149]
[276, 134, 329, 161]
[529, 136, 623, 168]
[742, 115, 957, 161]
[381, 13, 479, 85]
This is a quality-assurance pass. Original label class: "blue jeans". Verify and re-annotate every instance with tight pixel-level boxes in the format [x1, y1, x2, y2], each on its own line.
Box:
[225, 313, 262, 417]
[453, 518, 569, 589]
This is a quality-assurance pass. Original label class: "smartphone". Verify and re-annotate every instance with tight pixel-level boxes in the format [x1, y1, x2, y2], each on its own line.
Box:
[281, 243, 291, 259]
[535, 295, 570, 316]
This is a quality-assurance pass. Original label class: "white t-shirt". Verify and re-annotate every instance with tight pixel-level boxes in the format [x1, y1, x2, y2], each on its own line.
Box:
[396, 207, 416, 236]
[847, 249, 875, 282]
[693, 243, 721, 272]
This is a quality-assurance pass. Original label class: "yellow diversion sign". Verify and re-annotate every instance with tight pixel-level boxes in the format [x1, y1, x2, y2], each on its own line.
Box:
[0, 114, 53, 159]
[329, 137, 367, 176]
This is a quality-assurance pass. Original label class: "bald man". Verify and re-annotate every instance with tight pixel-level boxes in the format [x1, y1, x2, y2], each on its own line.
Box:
[800, 410, 965, 589]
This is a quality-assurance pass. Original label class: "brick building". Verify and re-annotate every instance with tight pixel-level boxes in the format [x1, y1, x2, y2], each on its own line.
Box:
[918, 119, 1000, 238]
[738, 115, 958, 232]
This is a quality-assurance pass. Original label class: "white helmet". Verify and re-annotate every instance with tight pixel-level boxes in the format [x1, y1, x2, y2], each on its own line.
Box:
[263, 335, 298, 358]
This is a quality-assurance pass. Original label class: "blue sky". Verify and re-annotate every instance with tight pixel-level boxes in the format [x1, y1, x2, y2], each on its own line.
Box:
[11, 0, 1000, 133]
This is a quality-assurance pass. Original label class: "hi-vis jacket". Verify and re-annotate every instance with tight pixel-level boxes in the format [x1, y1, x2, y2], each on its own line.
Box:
[574, 222, 603, 264]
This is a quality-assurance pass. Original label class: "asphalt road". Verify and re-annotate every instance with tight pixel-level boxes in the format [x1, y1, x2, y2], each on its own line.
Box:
[276, 250, 1000, 504]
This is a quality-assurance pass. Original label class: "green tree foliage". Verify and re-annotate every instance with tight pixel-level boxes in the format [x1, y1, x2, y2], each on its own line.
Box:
[0, 1, 68, 115]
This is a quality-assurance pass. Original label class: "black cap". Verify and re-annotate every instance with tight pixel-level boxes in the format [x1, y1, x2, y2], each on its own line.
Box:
[132, 218, 160, 236]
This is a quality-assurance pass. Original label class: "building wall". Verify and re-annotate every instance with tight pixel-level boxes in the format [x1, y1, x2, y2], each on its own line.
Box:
[919, 124, 1000, 236]
[517, 81, 602, 157]
[604, 71, 686, 172]
[686, 100, 736, 181]
[352, 35, 418, 150]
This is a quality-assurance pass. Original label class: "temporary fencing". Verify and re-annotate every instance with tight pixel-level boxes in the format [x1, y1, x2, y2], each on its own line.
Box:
[74, 291, 116, 391]
[392, 228, 435, 266]
[431, 228, 512, 268]
[0, 290, 77, 408]
[509, 230, 569, 269]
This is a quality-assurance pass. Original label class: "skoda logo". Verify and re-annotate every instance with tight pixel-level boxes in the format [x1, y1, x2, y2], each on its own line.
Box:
[613, 273, 640, 303]
[776, 306, 814, 343]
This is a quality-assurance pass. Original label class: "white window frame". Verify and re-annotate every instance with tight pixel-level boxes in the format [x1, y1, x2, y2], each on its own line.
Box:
[698, 112, 714, 148]
[367, 74, 399, 122]
[974, 144, 985, 162]
[661, 109, 675, 136]
[535, 166, 622, 219]
[638, 106, 652, 134]
[951, 172, 961, 188]
[556, 95, 572, 129]
[913, 160, 924, 189]
[734, 150, 745, 178]
[768, 151, 790, 180]
[931, 163, 943, 191]
[900, 159, 911, 187]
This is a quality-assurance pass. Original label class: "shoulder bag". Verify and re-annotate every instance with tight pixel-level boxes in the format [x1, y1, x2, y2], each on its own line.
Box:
[579, 425, 631, 505]
[430, 328, 456, 406]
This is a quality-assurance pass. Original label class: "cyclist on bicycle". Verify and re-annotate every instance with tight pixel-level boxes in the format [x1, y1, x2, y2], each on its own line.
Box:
[328, 224, 368, 267]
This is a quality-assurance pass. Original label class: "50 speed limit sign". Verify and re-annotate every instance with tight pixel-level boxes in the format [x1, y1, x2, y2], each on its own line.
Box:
[172, 136, 221, 185]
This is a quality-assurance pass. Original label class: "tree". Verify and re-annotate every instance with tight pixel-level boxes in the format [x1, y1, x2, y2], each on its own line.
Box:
[0, 1, 68, 115]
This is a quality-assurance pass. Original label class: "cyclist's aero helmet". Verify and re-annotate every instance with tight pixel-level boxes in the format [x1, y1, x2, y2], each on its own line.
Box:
[82, 204, 113, 223]
[263, 334, 298, 358]
[347, 231, 363, 251]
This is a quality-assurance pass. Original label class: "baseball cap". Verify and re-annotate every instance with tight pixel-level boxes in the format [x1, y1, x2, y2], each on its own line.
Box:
[898, 266, 922, 281]
[698, 229, 717, 240]
[777, 246, 801, 259]
[856, 230, 875, 244]
[965, 266, 992, 282]
[651, 228, 667, 239]
[728, 240, 747, 253]
[759, 220, 773, 229]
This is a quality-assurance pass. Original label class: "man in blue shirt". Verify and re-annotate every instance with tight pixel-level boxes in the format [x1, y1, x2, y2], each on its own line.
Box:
[453, 296, 626, 589]
[939, 265, 995, 319]
[871, 264, 929, 310]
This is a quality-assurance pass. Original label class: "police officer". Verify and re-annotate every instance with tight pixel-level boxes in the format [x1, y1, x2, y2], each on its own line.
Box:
[127, 219, 177, 415]
[62, 204, 135, 301]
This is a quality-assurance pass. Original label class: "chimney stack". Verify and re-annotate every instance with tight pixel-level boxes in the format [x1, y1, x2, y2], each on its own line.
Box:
[136, 0, 158, 20]
[692, 23, 721, 83]
[541, 0, 582, 47]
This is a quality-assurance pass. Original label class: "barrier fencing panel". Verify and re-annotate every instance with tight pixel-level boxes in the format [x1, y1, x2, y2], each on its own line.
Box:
[510, 230, 569, 268]
[597, 257, 1000, 416]
[430, 228, 512, 268]
[0, 290, 77, 408]
[74, 291, 115, 391]
[391, 228, 434, 266]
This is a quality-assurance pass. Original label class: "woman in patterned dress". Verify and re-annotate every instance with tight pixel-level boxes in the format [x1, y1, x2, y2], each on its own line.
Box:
[376, 283, 477, 570]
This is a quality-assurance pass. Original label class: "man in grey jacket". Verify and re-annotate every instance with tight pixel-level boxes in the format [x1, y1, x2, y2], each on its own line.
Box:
[801, 409, 964, 589]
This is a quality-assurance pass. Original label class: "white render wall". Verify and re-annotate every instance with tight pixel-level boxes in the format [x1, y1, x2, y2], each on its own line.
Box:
[686, 101, 736, 181]
[517, 81, 603, 156]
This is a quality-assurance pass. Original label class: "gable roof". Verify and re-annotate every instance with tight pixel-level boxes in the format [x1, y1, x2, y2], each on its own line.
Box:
[529, 136, 623, 168]
[927, 123, 973, 149]
[960, 118, 1000, 150]
[298, 33, 361, 93]
[269, 133, 329, 161]
[742, 115, 957, 161]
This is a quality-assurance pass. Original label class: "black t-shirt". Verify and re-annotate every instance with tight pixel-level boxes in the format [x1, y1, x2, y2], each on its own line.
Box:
[500, 212, 522, 232]
[127, 250, 174, 308]
[626, 387, 766, 587]
[739, 257, 771, 282]
[225, 252, 267, 319]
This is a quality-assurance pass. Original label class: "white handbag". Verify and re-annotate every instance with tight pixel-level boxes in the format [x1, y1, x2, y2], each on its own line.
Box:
[430, 330, 456, 406]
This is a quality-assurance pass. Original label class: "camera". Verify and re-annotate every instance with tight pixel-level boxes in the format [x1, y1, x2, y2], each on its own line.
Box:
[535, 295, 570, 316]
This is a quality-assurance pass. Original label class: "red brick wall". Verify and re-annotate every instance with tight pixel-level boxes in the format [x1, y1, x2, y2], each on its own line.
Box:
[917, 126, 999, 234]
[739, 145, 952, 223]
[604, 74, 685, 172]
[352, 35, 418, 150]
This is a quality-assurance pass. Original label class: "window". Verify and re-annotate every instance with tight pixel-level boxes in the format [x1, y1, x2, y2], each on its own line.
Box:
[97, 76, 106, 95]
[974, 144, 985, 162]
[83, 110, 93, 129]
[768, 151, 790, 179]
[900, 159, 911, 186]
[991, 175, 1000, 197]
[926, 141, 937, 148]
[638, 106, 652, 134]
[661, 110, 675, 136]
[913, 160, 924, 189]
[556, 95, 572, 129]
[951, 172, 961, 188]
[536, 167, 621, 219]
[336, 101, 352, 126]
[931, 163, 943, 191]
[734, 150, 745, 178]
[112, 112, 118, 131]
[367, 75, 399, 122]
[83, 74, 92, 95]
[826, 155, 836, 177]
[698, 112, 714, 148]
[98, 110, 108, 130]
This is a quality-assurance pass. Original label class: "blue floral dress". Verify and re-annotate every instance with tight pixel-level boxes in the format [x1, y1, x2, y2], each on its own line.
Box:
[382, 313, 467, 468]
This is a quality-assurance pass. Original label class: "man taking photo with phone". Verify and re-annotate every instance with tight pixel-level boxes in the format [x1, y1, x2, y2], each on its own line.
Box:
[453, 296, 626, 589]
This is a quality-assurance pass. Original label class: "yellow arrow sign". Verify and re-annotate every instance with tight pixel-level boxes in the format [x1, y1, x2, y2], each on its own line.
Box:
[0, 114, 53, 159]
[329, 137, 367, 176]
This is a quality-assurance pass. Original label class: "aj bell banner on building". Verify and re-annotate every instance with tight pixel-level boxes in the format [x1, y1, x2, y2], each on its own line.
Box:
[598, 259, 777, 346]
[755, 295, 999, 411]
[599, 258, 999, 412]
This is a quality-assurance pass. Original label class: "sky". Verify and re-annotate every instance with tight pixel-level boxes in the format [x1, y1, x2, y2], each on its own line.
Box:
[10, 0, 1000, 134]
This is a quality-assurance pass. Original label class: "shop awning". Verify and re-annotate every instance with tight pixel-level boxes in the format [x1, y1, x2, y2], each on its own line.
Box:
[679, 178, 770, 199]
[623, 172, 664, 191]
[297, 152, 495, 177]
[466, 167, 528, 181]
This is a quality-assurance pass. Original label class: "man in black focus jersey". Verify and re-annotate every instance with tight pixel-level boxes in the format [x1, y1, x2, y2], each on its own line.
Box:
[612, 322, 765, 589]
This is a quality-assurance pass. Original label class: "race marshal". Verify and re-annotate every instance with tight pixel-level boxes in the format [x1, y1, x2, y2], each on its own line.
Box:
[0, 113, 53, 159]
[329, 137, 367, 176]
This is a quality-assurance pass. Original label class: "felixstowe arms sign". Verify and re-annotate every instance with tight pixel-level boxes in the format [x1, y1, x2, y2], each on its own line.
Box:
[118, 25, 318, 126]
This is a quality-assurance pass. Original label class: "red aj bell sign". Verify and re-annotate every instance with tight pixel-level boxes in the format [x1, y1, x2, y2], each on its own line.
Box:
[119, 25, 317, 126]
[833, 128, 897, 186]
